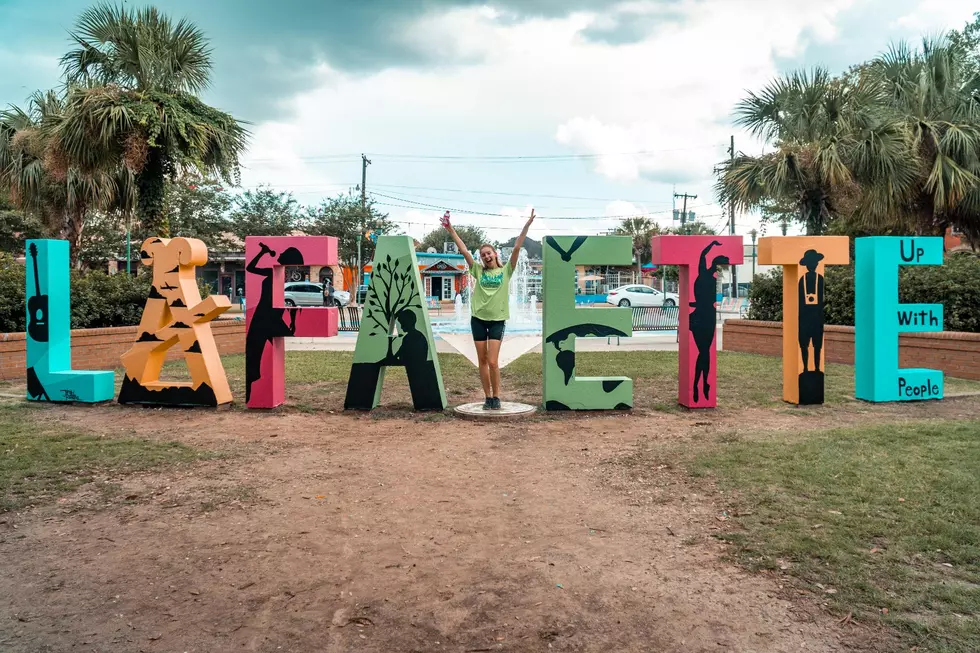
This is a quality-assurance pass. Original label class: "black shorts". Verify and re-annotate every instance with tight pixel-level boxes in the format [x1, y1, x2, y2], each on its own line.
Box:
[470, 316, 506, 341]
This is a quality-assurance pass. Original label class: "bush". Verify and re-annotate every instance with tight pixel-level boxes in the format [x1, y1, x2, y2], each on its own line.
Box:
[69, 270, 151, 329]
[0, 257, 151, 332]
[747, 253, 980, 332]
[0, 254, 26, 333]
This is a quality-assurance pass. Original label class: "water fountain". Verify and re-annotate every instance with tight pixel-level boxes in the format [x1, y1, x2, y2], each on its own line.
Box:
[438, 248, 542, 334]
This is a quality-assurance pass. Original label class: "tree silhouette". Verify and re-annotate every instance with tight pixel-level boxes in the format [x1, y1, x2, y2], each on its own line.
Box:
[363, 254, 422, 362]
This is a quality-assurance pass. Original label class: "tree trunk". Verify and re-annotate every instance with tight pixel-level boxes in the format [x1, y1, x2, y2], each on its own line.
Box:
[59, 209, 85, 269]
[137, 147, 168, 237]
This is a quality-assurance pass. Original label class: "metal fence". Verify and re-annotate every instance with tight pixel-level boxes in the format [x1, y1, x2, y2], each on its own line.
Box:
[338, 306, 362, 332]
[630, 306, 679, 331]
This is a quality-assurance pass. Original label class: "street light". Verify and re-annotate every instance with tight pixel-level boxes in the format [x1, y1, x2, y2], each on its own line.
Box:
[749, 229, 758, 283]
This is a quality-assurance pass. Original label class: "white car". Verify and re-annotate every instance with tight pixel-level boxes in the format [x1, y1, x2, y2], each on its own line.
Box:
[606, 284, 679, 308]
[283, 282, 351, 307]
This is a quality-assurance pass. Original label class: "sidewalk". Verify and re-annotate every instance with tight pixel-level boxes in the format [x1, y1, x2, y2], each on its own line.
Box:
[285, 326, 725, 354]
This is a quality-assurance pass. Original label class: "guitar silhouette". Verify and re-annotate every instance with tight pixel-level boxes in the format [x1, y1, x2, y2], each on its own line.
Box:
[27, 243, 48, 343]
[545, 236, 588, 262]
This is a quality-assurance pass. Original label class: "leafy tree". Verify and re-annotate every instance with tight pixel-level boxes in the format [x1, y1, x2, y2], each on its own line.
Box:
[418, 224, 489, 254]
[165, 172, 235, 252]
[499, 235, 542, 259]
[302, 191, 394, 271]
[227, 187, 298, 243]
[56, 3, 248, 237]
[949, 11, 980, 77]
[75, 210, 129, 271]
[0, 189, 46, 255]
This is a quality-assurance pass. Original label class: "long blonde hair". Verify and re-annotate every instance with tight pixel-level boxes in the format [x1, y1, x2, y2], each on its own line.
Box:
[478, 244, 502, 269]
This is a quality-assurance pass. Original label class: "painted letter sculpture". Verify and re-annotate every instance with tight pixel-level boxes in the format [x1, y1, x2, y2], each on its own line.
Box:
[542, 235, 633, 410]
[855, 237, 944, 402]
[651, 235, 743, 408]
[344, 235, 446, 411]
[758, 236, 849, 405]
[118, 237, 232, 407]
[245, 236, 339, 409]
[24, 240, 114, 403]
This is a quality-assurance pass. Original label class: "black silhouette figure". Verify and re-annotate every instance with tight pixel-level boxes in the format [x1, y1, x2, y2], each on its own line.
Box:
[797, 249, 826, 404]
[690, 241, 729, 403]
[26, 367, 49, 401]
[245, 242, 303, 402]
[345, 308, 443, 410]
[545, 236, 588, 262]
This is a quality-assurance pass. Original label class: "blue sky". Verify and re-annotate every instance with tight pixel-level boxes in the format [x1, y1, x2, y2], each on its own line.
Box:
[1, 0, 977, 242]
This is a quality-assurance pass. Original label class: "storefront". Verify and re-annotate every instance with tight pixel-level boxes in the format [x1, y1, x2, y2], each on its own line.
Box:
[364, 252, 468, 302]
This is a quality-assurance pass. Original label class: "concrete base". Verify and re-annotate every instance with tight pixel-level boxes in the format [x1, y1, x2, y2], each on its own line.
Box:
[453, 401, 537, 420]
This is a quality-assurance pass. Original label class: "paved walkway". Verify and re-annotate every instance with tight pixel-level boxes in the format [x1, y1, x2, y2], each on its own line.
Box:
[286, 326, 726, 364]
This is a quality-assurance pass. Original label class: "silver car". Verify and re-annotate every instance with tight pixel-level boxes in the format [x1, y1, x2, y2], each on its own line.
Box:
[283, 282, 351, 307]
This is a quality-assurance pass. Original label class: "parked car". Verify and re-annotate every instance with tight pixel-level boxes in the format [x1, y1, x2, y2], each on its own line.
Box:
[605, 284, 679, 308]
[283, 282, 350, 307]
[356, 284, 369, 304]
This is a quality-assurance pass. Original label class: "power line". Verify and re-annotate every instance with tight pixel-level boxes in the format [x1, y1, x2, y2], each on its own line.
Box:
[244, 144, 721, 164]
[371, 190, 715, 218]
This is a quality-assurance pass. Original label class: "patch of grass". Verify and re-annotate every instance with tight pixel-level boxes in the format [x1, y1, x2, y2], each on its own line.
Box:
[147, 350, 980, 414]
[692, 419, 980, 653]
[0, 404, 205, 512]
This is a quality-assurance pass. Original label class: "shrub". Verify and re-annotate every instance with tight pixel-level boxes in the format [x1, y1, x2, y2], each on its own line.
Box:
[747, 253, 980, 332]
[0, 254, 26, 333]
[69, 270, 151, 329]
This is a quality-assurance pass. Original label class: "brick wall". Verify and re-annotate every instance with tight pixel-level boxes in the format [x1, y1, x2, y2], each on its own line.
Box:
[0, 319, 246, 381]
[723, 320, 980, 380]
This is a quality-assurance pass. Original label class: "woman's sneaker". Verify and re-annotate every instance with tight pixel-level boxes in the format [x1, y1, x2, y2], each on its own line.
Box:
[491, 397, 501, 410]
[483, 397, 493, 410]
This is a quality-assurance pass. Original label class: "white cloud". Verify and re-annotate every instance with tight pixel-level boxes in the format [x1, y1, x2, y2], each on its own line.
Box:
[238, 0, 965, 242]
[892, 0, 976, 33]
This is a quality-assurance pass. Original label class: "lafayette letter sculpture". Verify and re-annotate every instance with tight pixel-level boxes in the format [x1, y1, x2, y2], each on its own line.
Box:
[118, 237, 233, 407]
[344, 235, 446, 411]
[244, 236, 339, 409]
[855, 236, 944, 402]
[18, 234, 955, 410]
[651, 235, 743, 408]
[541, 235, 634, 410]
[24, 239, 114, 403]
[758, 236, 850, 405]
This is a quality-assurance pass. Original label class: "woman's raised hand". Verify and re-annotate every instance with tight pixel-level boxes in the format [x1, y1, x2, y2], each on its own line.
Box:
[526, 208, 536, 225]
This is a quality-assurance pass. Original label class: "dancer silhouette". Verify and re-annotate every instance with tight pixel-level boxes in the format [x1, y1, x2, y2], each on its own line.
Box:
[690, 241, 729, 402]
[245, 243, 304, 402]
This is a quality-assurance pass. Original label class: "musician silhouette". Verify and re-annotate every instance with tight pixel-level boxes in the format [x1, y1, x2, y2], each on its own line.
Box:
[245, 243, 303, 402]
[690, 241, 729, 402]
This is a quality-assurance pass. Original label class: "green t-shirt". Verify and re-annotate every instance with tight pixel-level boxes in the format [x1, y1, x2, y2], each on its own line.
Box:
[469, 261, 513, 321]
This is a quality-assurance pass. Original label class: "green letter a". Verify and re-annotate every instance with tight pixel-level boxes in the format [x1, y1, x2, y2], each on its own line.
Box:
[344, 236, 447, 411]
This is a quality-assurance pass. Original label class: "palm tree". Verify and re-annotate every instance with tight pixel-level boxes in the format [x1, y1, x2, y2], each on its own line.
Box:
[0, 90, 132, 265]
[716, 68, 913, 235]
[615, 216, 661, 274]
[869, 38, 980, 238]
[56, 3, 248, 237]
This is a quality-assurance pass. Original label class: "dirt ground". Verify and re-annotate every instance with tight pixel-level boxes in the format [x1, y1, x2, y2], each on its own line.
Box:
[5, 397, 972, 652]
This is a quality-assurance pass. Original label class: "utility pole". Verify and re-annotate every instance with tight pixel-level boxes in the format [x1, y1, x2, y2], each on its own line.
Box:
[728, 135, 738, 298]
[673, 191, 697, 225]
[357, 153, 371, 298]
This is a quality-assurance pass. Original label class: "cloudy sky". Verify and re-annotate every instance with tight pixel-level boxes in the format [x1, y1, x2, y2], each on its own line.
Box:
[1, 0, 977, 243]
